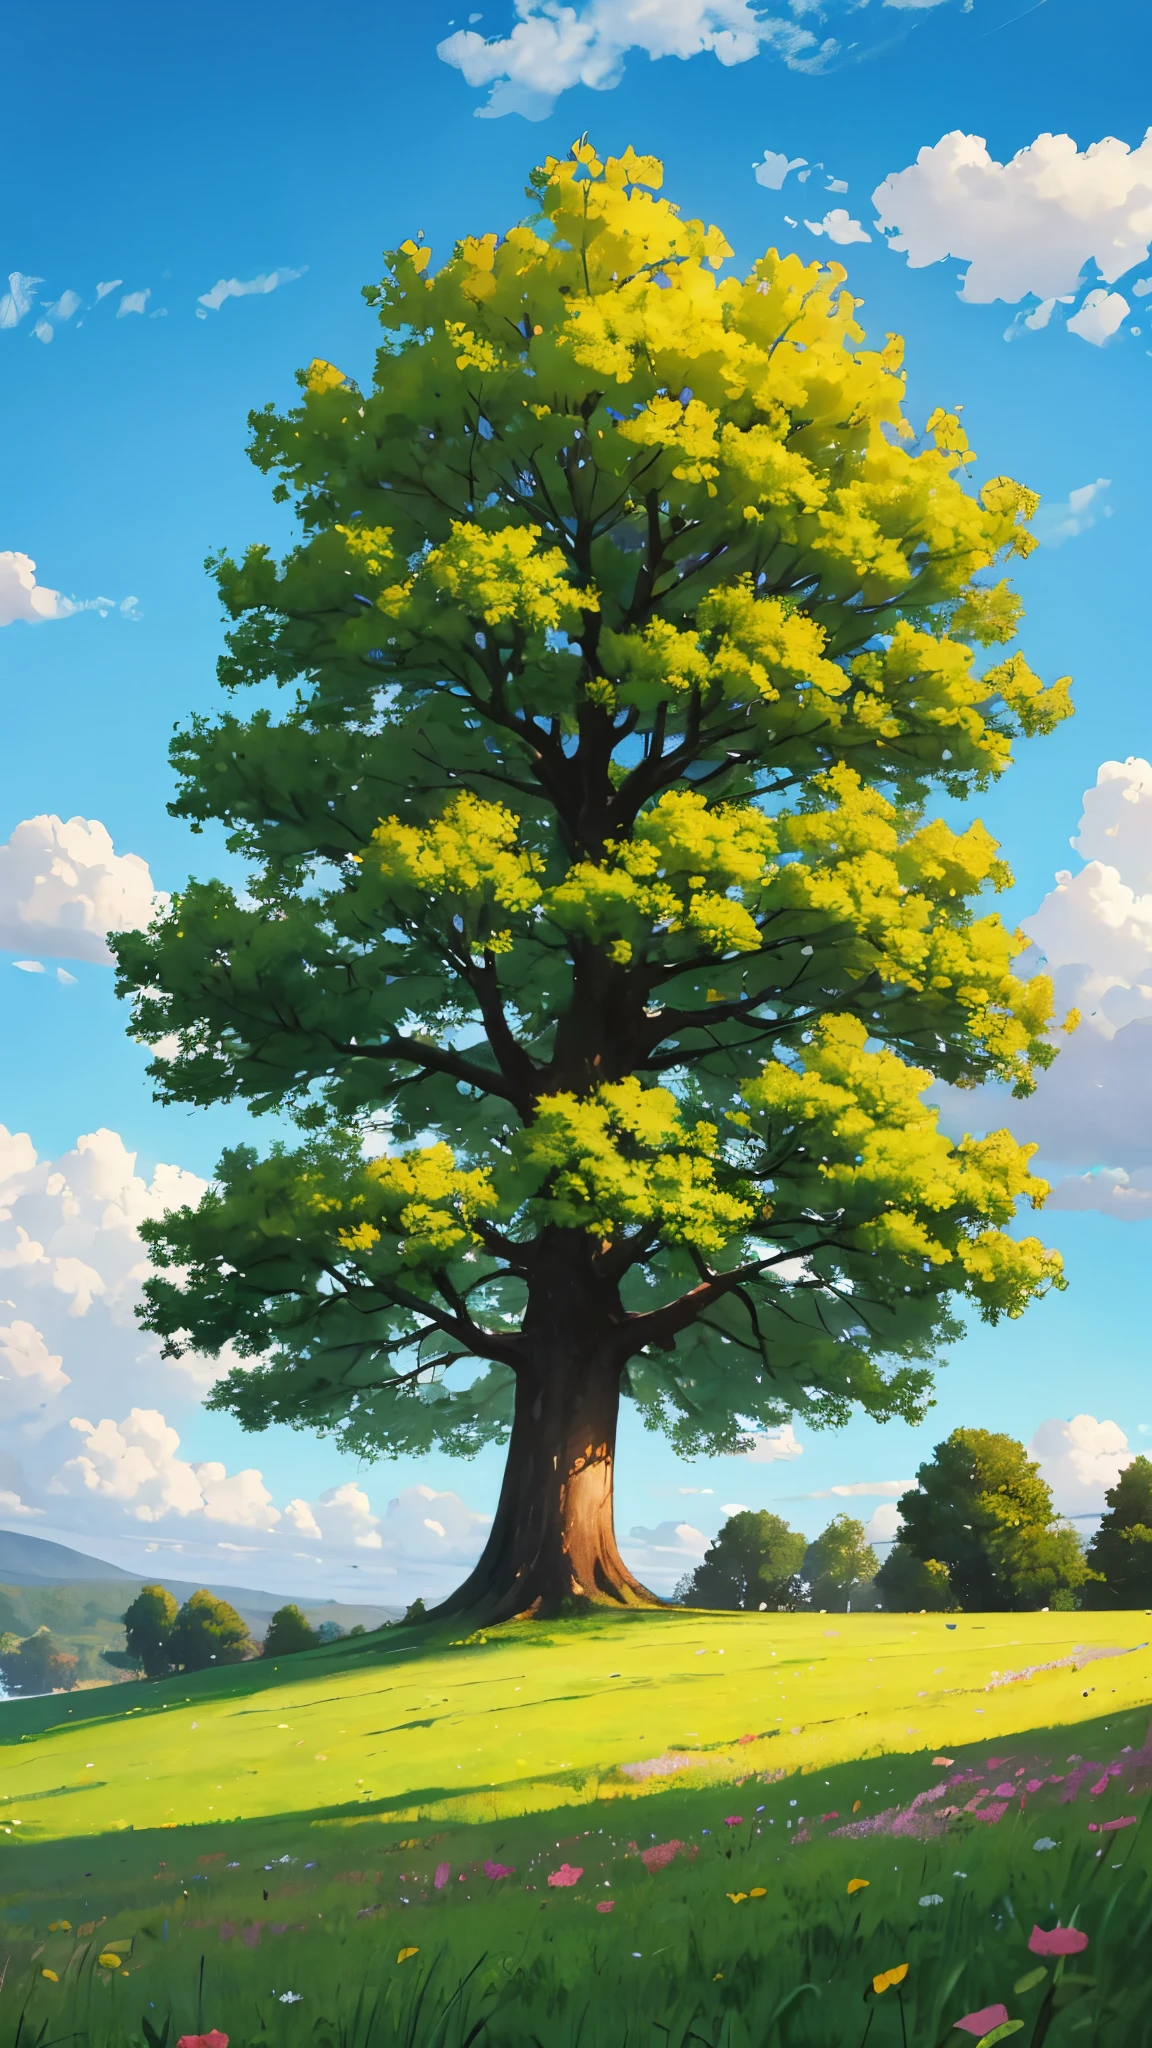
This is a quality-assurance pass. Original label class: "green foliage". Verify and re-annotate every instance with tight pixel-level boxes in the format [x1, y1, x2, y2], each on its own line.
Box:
[678, 1508, 806, 1609]
[879, 1427, 1090, 1611]
[875, 1545, 960, 1613]
[113, 1583, 179, 1679]
[263, 1603, 317, 1656]
[169, 1590, 252, 1671]
[802, 1513, 878, 1610]
[0, 1624, 78, 1695]
[1084, 1454, 1152, 1608]
[114, 143, 1068, 1501]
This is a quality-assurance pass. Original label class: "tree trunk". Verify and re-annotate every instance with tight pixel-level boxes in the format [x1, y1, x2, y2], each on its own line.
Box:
[431, 1342, 660, 1625]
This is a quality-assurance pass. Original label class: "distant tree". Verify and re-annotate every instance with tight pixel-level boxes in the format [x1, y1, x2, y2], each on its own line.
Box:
[117, 143, 1068, 1629]
[403, 1599, 428, 1625]
[878, 1428, 1089, 1611]
[875, 1545, 959, 1613]
[314, 1620, 346, 1644]
[802, 1514, 878, 1610]
[169, 1591, 252, 1671]
[262, 1604, 317, 1656]
[678, 1510, 806, 1611]
[0, 1626, 79, 1695]
[102, 1584, 179, 1680]
[1083, 1456, 1152, 1608]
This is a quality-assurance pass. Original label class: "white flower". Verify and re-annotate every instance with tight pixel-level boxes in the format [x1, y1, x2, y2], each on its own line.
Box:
[1033, 1836, 1059, 1852]
[278, 1991, 302, 2003]
[918, 1893, 944, 1906]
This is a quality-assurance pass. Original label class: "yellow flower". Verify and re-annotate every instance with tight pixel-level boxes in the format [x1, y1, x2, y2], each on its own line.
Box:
[726, 1891, 748, 1904]
[873, 1964, 909, 1994]
[41, 1969, 59, 1983]
[97, 1953, 122, 1970]
[48, 1920, 72, 1932]
[749, 1887, 767, 1898]
[847, 1878, 869, 1894]
[397, 1946, 419, 1964]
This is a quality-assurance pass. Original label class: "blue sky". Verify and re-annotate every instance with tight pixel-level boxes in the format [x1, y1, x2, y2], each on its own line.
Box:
[3, 0, 1152, 1604]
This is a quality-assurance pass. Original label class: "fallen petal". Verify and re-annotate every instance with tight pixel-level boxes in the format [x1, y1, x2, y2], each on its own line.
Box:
[954, 2004, 1009, 2036]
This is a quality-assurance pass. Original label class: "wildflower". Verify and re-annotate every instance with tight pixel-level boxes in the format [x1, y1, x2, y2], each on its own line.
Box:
[47, 1921, 72, 1933]
[726, 1892, 748, 1903]
[396, 1947, 419, 1964]
[873, 1964, 909, 1994]
[749, 1887, 766, 1898]
[278, 1993, 302, 2004]
[723, 1815, 742, 1827]
[954, 2005, 1009, 2036]
[484, 1860, 514, 1879]
[177, 2035, 228, 2048]
[97, 1953, 122, 1970]
[41, 1970, 59, 1983]
[547, 1864, 583, 1887]
[933, 1757, 955, 1768]
[847, 1878, 869, 1895]
[919, 1894, 944, 1906]
[596, 1901, 615, 1913]
[1028, 1925, 1088, 1956]
[1032, 1838, 1058, 1852]
[434, 1862, 450, 1889]
[640, 1840, 683, 1872]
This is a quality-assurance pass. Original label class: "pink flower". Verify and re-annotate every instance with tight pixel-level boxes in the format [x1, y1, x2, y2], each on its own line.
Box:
[434, 1862, 450, 1890]
[1100, 1817, 1137, 1832]
[723, 1816, 743, 1827]
[1026, 1779, 1043, 1794]
[1029, 1924, 1089, 1956]
[640, 1840, 683, 1873]
[994, 1783, 1015, 1797]
[484, 1860, 514, 1879]
[596, 1900, 615, 1912]
[178, 2035, 229, 2048]
[954, 2004, 1009, 2035]
[547, 1863, 583, 1888]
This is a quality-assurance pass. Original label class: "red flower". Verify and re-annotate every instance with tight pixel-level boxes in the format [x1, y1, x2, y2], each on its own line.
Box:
[177, 2034, 229, 2048]
[1028, 1924, 1088, 1956]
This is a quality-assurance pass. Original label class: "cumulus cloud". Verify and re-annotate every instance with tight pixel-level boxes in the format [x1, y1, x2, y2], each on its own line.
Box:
[438, 2, 837, 120]
[754, 149, 807, 189]
[805, 208, 871, 244]
[0, 1318, 70, 1418]
[117, 289, 150, 318]
[195, 266, 306, 317]
[1033, 478, 1112, 546]
[0, 815, 164, 962]
[0, 1487, 41, 1518]
[1028, 1414, 1133, 1517]
[0, 553, 76, 627]
[933, 758, 1152, 1206]
[1066, 288, 1129, 345]
[622, 1518, 708, 1592]
[873, 128, 1152, 307]
[862, 1501, 901, 1545]
[54, 1408, 280, 1526]
[735, 1424, 803, 1462]
[0, 273, 43, 329]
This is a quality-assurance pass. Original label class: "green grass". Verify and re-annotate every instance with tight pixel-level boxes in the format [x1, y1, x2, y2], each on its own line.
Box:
[2, 1608, 1151, 2045]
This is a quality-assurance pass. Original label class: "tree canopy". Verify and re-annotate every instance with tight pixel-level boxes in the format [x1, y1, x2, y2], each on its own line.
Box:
[1084, 1456, 1152, 1608]
[679, 1509, 806, 1610]
[877, 1428, 1089, 1611]
[802, 1513, 878, 1610]
[104, 1583, 178, 1679]
[116, 140, 1069, 1621]
[263, 1603, 317, 1656]
[169, 1592, 251, 1671]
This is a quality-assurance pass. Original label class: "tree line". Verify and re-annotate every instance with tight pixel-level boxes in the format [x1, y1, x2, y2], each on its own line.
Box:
[0, 1590, 364, 1696]
[676, 1430, 1152, 1614]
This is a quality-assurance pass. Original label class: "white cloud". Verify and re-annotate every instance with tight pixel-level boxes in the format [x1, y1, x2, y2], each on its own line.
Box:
[95, 280, 122, 301]
[873, 128, 1152, 303]
[805, 207, 871, 244]
[117, 289, 150, 318]
[1066, 288, 1129, 345]
[0, 1319, 70, 1418]
[1028, 1414, 1133, 1517]
[622, 1517, 708, 1592]
[0, 815, 164, 963]
[735, 1424, 803, 1462]
[0, 553, 74, 627]
[55, 1408, 279, 1526]
[1033, 477, 1111, 547]
[0, 1487, 41, 1518]
[790, 1479, 916, 1499]
[933, 758, 1152, 1204]
[862, 1501, 901, 1545]
[826, 176, 848, 194]
[754, 149, 807, 189]
[13, 959, 44, 973]
[437, 2, 837, 119]
[1134, 276, 1152, 297]
[32, 290, 83, 344]
[0, 273, 43, 329]
[195, 266, 306, 316]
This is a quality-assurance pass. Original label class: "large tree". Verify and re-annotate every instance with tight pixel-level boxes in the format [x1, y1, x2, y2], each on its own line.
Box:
[117, 143, 1069, 1625]
[678, 1509, 806, 1611]
[1084, 1456, 1152, 1607]
[878, 1428, 1089, 1611]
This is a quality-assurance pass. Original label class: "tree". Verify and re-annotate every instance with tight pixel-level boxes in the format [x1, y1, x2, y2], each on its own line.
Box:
[678, 1510, 806, 1610]
[169, 1591, 251, 1671]
[874, 1546, 959, 1614]
[1084, 1456, 1152, 1608]
[802, 1513, 878, 1610]
[102, 1583, 179, 1679]
[115, 141, 1069, 1626]
[878, 1428, 1089, 1612]
[263, 1604, 317, 1656]
[0, 1627, 79, 1695]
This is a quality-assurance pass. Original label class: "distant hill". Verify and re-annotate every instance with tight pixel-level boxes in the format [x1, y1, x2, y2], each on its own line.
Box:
[0, 1526, 403, 1633]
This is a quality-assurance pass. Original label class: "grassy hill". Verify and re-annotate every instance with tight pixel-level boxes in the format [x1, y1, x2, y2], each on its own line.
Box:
[2, 1608, 1151, 2046]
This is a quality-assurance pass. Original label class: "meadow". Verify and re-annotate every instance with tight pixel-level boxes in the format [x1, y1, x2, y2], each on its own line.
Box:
[2, 1608, 1151, 2047]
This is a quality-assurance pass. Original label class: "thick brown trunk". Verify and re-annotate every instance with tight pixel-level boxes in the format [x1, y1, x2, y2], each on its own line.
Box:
[431, 1344, 660, 1625]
